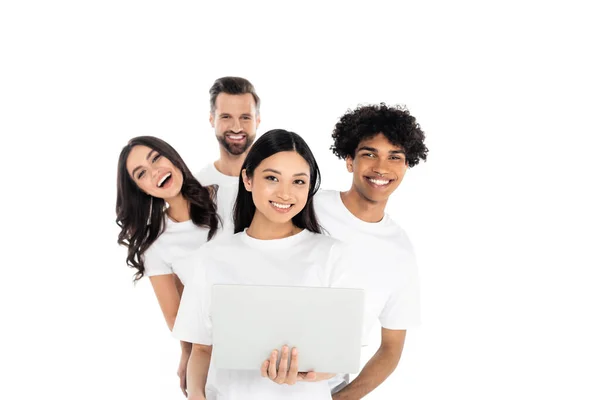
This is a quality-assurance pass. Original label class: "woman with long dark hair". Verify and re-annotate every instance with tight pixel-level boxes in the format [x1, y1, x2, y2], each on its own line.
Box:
[172, 129, 353, 400]
[116, 135, 229, 395]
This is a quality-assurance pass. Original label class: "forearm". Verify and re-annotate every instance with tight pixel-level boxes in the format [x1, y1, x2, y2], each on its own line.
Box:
[333, 346, 401, 400]
[181, 340, 192, 353]
[187, 345, 211, 399]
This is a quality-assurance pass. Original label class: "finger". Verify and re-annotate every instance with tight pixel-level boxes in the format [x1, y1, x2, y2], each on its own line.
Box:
[304, 371, 317, 381]
[260, 360, 270, 378]
[278, 346, 289, 383]
[287, 347, 299, 384]
[268, 350, 278, 380]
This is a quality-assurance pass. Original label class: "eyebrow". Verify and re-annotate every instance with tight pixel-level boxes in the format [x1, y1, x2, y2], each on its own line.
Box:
[357, 146, 406, 155]
[262, 168, 309, 177]
[131, 149, 155, 178]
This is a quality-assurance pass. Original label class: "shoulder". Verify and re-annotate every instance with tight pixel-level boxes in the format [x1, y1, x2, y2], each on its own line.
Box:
[196, 230, 241, 254]
[314, 189, 338, 205]
[383, 215, 414, 252]
[194, 163, 214, 184]
[302, 231, 346, 254]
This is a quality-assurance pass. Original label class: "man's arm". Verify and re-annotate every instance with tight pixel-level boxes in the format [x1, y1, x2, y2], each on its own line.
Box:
[186, 344, 212, 400]
[333, 328, 406, 400]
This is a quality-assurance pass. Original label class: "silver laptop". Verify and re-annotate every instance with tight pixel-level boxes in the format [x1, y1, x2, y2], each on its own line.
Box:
[211, 284, 364, 374]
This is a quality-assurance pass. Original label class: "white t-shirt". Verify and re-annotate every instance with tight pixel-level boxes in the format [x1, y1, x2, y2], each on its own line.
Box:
[142, 217, 211, 286]
[195, 162, 239, 187]
[195, 163, 239, 229]
[142, 188, 235, 285]
[314, 190, 421, 389]
[172, 229, 352, 400]
[314, 190, 420, 335]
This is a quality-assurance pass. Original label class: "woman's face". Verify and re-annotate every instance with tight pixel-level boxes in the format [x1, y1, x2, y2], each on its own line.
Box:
[126, 145, 184, 200]
[243, 151, 311, 226]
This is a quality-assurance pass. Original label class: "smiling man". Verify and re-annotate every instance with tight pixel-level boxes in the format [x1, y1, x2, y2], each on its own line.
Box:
[196, 76, 261, 187]
[314, 103, 429, 399]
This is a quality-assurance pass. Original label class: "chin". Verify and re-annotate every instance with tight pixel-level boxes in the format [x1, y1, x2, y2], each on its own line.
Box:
[361, 190, 391, 203]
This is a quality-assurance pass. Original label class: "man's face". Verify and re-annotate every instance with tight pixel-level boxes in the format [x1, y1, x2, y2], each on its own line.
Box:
[210, 93, 260, 155]
[347, 133, 409, 203]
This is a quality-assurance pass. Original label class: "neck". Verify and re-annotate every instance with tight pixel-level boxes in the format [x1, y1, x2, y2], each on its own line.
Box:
[165, 194, 190, 222]
[214, 148, 248, 177]
[341, 187, 387, 223]
[246, 212, 301, 240]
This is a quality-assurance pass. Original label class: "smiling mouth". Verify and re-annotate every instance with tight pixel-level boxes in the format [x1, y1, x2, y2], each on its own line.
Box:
[269, 201, 293, 213]
[226, 134, 246, 142]
[365, 177, 393, 187]
[157, 173, 172, 188]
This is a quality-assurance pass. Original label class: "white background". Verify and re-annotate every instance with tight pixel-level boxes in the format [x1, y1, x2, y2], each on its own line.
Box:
[1, 1, 599, 399]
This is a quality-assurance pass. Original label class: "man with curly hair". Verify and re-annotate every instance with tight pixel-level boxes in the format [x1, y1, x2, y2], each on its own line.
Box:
[314, 103, 429, 399]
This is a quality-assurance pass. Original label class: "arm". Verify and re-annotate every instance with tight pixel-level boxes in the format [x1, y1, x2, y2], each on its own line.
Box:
[333, 328, 406, 400]
[186, 344, 212, 400]
[149, 274, 192, 395]
[149, 274, 183, 331]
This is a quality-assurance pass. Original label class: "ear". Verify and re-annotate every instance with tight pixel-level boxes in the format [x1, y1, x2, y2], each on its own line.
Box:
[345, 156, 354, 173]
[242, 169, 252, 192]
[255, 113, 261, 129]
[209, 112, 215, 128]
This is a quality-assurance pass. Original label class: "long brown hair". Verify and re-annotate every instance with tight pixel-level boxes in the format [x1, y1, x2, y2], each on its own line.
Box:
[116, 136, 220, 282]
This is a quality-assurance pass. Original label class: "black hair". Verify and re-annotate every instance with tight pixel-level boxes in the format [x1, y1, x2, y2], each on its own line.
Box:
[331, 103, 428, 167]
[233, 129, 321, 234]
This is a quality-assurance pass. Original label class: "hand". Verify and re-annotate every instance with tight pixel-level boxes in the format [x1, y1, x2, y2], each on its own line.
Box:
[261, 345, 314, 385]
[177, 349, 190, 396]
[261, 345, 331, 385]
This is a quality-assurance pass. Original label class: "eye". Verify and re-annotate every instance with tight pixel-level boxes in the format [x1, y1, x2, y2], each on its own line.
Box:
[221, 115, 230, 119]
[242, 116, 251, 120]
[152, 154, 161, 163]
[362, 152, 375, 158]
[294, 179, 306, 185]
[265, 175, 278, 182]
[390, 155, 404, 161]
[137, 170, 146, 179]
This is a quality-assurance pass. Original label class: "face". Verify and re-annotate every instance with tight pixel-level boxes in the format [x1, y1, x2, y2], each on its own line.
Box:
[126, 145, 184, 200]
[242, 151, 311, 225]
[210, 93, 260, 155]
[347, 133, 408, 203]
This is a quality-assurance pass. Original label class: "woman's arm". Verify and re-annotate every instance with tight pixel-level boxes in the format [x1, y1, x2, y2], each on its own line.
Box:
[149, 274, 183, 331]
[187, 344, 212, 400]
[149, 274, 192, 395]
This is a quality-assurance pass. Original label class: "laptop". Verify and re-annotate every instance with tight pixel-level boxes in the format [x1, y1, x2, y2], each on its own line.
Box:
[211, 284, 365, 374]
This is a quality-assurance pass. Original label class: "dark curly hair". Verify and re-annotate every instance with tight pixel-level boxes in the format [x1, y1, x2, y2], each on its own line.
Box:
[330, 103, 428, 167]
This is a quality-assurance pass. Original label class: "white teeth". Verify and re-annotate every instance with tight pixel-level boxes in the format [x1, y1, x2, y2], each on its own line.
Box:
[228, 135, 244, 140]
[158, 173, 171, 187]
[271, 201, 292, 209]
[368, 178, 390, 186]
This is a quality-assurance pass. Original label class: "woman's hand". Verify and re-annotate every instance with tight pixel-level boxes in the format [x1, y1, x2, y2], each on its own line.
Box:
[260, 346, 335, 385]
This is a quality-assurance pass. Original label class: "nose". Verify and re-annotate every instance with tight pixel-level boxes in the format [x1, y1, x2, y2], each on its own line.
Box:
[150, 166, 161, 180]
[372, 158, 390, 176]
[276, 184, 292, 201]
[231, 118, 242, 133]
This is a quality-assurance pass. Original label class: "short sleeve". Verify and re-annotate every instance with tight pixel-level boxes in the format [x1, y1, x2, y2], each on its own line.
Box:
[143, 244, 173, 277]
[379, 251, 421, 329]
[172, 260, 213, 345]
